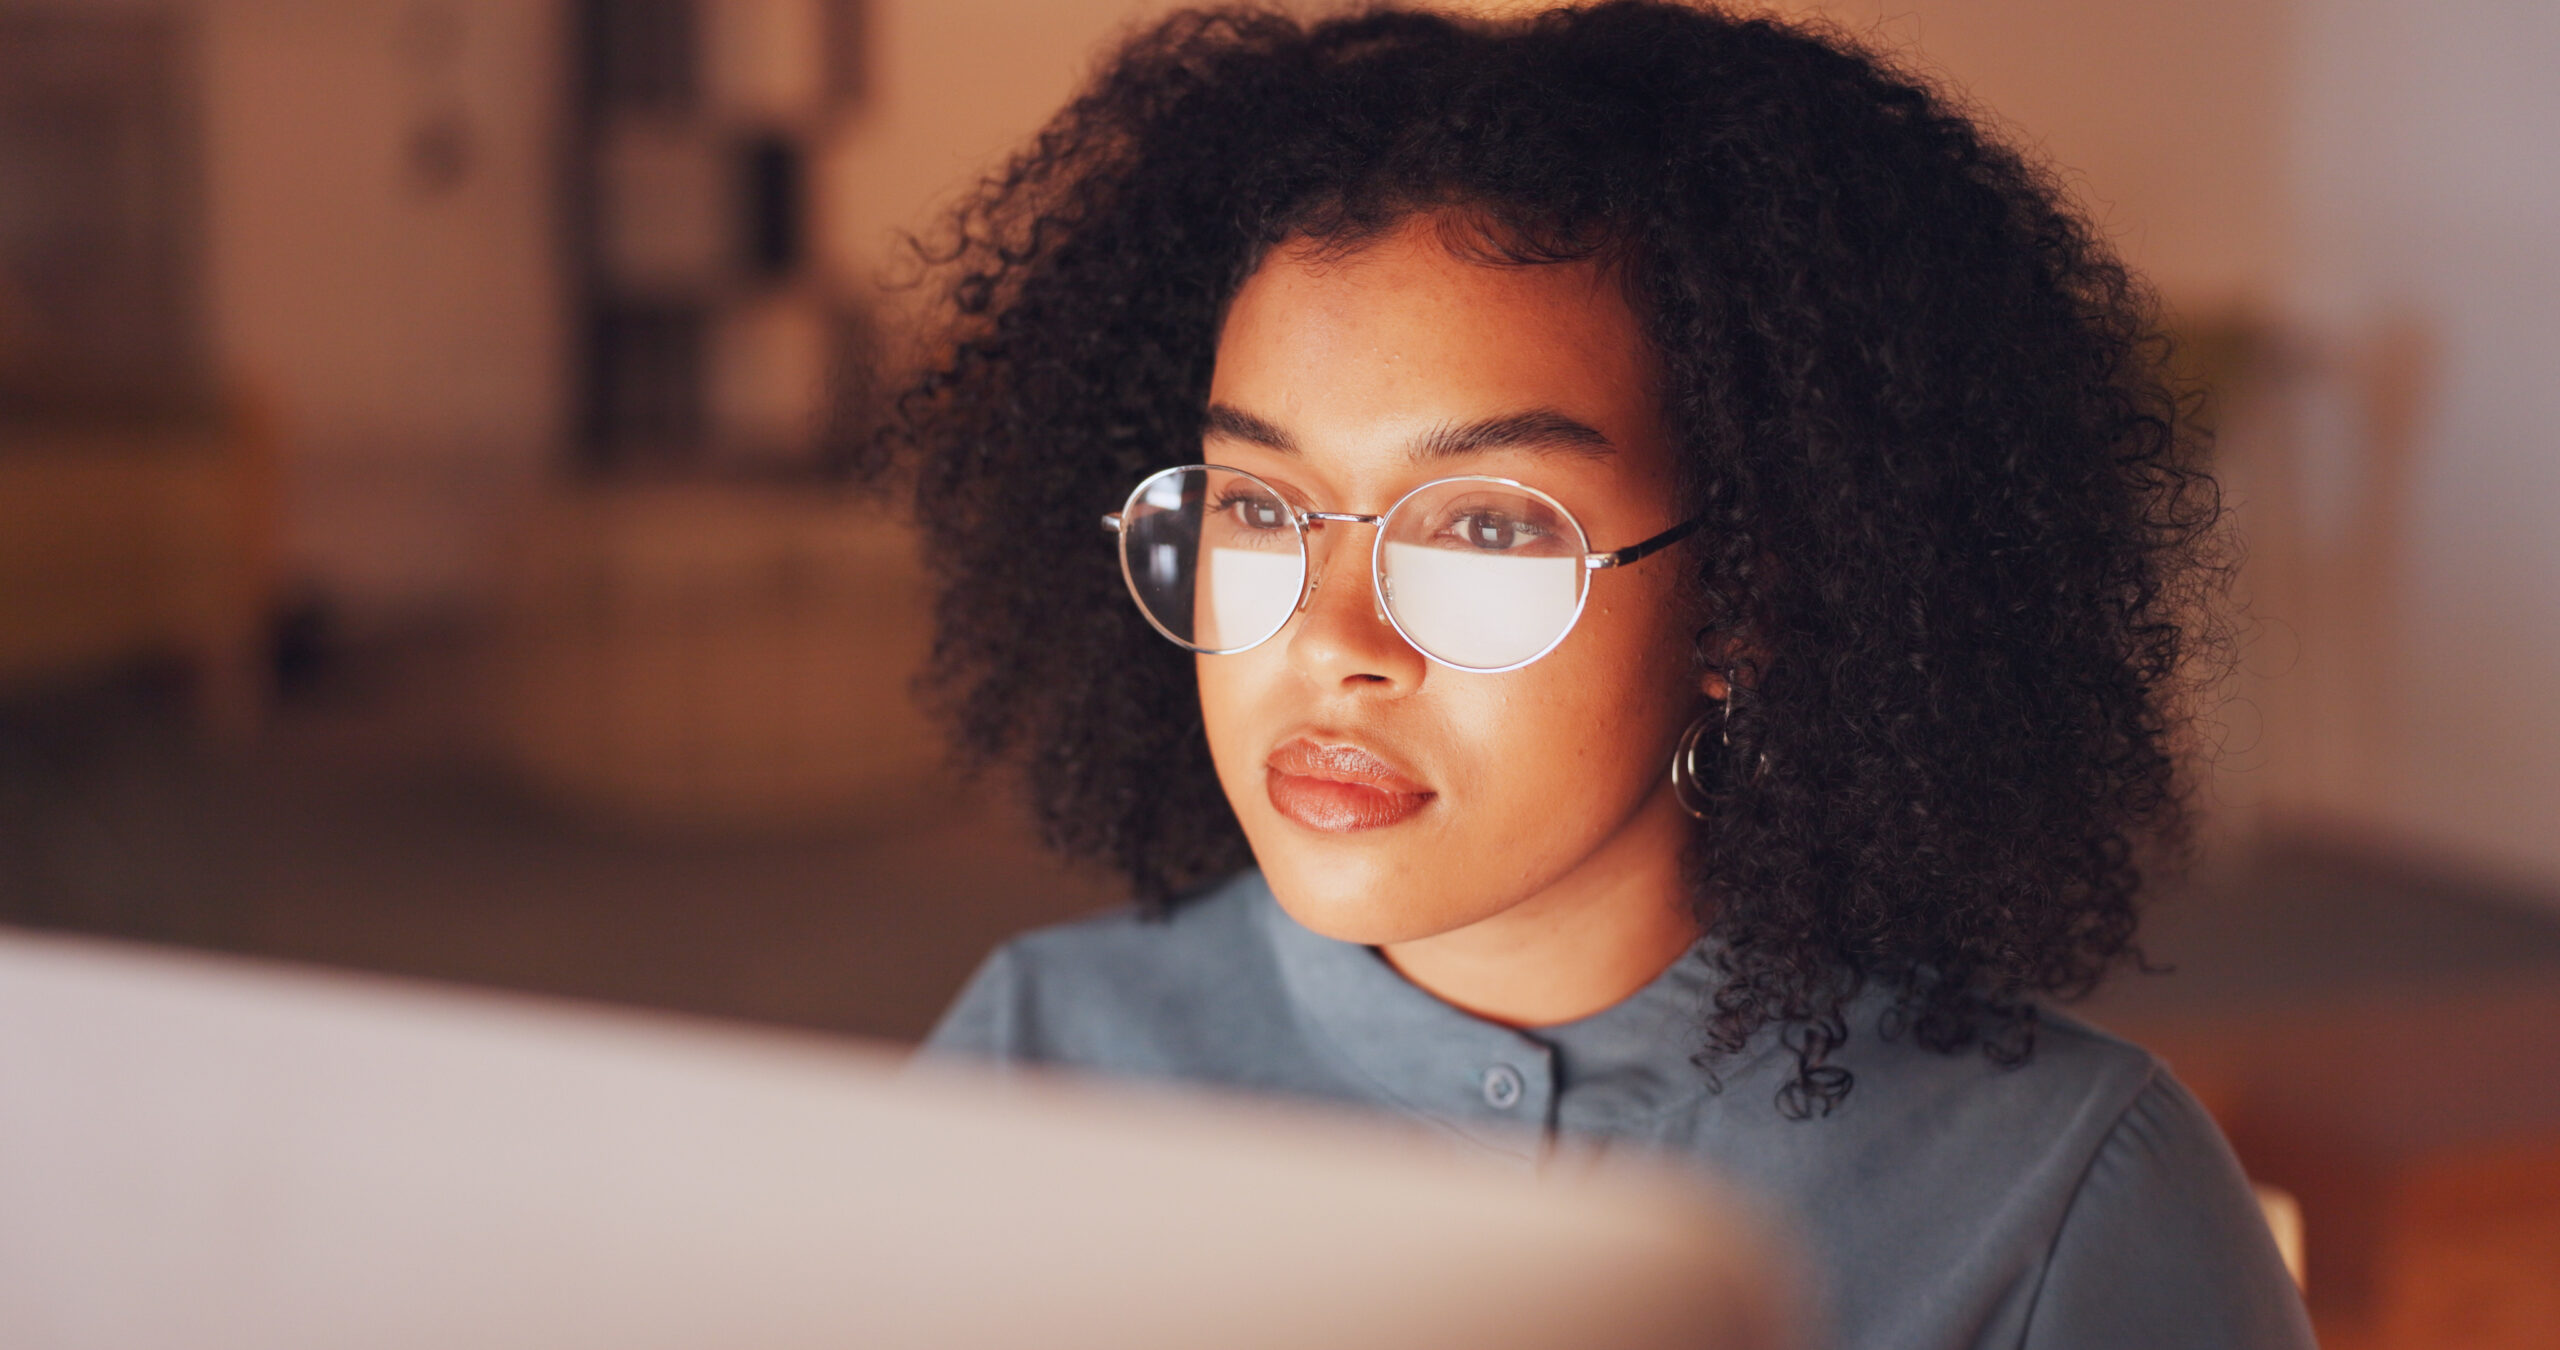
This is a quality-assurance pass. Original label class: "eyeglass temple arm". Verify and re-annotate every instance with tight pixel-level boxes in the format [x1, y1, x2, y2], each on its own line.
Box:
[1585, 516, 1703, 571]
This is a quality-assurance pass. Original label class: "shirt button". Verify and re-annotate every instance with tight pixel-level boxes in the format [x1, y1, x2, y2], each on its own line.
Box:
[1481, 1064, 1525, 1110]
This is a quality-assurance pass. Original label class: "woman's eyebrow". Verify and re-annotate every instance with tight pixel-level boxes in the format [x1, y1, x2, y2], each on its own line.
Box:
[1415, 410, 1615, 458]
[1203, 403, 1298, 452]
[1205, 403, 1614, 458]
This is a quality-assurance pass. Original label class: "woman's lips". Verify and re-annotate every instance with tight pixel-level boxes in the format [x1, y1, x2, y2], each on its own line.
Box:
[1264, 738, 1435, 833]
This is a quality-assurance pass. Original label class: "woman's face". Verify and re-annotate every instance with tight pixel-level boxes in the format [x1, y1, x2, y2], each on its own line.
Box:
[1197, 217, 1707, 950]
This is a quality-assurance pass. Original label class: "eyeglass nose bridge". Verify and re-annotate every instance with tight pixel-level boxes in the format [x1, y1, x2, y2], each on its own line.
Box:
[1292, 509, 1392, 624]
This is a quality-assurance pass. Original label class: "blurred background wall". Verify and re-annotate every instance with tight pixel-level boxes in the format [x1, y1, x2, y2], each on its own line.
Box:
[28, 0, 2555, 884]
[1763, 0, 2560, 897]
[4, 2, 2558, 1346]
[2283, 0, 2560, 891]
[199, 0, 565, 615]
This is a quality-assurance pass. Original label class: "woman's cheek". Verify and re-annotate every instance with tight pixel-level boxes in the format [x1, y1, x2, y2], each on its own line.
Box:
[1187, 578, 1692, 947]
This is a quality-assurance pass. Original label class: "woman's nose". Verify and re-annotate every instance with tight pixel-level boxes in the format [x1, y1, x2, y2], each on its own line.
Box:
[1286, 527, 1426, 691]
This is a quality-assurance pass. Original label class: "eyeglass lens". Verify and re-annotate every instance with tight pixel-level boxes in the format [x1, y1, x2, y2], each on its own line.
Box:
[1119, 466, 1306, 653]
[1117, 466, 1593, 671]
[1377, 478, 1585, 669]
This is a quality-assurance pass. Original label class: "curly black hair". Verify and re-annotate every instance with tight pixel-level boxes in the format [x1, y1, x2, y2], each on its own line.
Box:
[858, 1, 2220, 1116]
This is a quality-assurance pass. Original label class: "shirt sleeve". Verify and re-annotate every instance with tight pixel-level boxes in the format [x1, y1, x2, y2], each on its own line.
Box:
[2020, 1070, 2317, 1350]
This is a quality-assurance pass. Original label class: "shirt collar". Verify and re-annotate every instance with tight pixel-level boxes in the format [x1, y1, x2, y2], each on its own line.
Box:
[1242, 870, 1723, 1158]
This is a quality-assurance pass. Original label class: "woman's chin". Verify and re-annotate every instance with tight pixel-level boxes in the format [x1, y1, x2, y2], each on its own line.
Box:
[1255, 850, 1497, 948]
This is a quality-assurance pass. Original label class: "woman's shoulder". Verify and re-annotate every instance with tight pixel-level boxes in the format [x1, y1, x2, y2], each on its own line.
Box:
[1778, 1001, 2207, 1229]
[2009, 1015, 2315, 1346]
[1751, 995, 2172, 1152]
[1716, 1001, 2313, 1350]
[1869, 1003, 2165, 1130]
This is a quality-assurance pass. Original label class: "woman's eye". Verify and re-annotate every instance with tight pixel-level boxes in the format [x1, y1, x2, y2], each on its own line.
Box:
[1214, 493, 1291, 530]
[1452, 511, 1539, 550]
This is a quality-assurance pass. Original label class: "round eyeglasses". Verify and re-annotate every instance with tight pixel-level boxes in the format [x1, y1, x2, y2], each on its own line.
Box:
[1101, 464, 1701, 673]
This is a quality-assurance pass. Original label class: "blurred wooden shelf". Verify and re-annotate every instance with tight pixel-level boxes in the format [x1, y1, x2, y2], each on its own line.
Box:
[0, 408, 279, 740]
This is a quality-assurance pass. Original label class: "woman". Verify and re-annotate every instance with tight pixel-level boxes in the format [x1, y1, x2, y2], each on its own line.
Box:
[877, 4, 2314, 1346]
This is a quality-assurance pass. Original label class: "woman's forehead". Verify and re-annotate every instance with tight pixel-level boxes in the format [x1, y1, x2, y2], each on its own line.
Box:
[1208, 218, 1670, 495]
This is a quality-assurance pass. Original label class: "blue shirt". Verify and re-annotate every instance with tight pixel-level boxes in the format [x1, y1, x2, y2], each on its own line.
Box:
[923, 869, 2317, 1350]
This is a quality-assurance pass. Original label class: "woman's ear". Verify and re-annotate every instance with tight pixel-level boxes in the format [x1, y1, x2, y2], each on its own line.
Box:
[1690, 627, 1761, 701]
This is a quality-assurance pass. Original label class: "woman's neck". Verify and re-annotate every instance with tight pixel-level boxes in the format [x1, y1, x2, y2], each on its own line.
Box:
[1375, 786, 1702, 1028]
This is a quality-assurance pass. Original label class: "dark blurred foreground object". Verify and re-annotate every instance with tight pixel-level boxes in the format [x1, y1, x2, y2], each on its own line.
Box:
[0, 929, 1801, 1350]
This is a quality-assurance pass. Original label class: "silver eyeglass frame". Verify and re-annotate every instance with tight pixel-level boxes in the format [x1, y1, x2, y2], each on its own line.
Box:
[1100, 463, 1702, 674]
